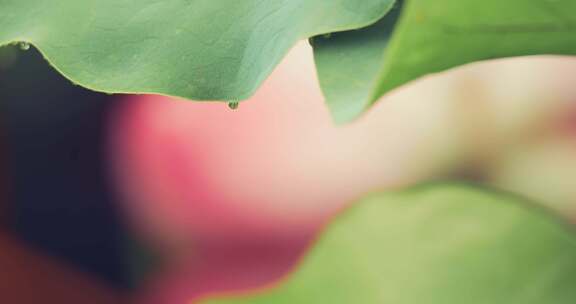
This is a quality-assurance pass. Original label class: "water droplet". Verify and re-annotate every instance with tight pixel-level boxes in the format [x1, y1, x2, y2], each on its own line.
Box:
[18, 42, 30, 51]
[228, 101, 239, 110]
[308, 38, 316, 47]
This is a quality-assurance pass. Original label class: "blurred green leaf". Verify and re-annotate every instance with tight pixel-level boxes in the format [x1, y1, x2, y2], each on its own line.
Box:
[202, 184, 576, 304]
[314, 0, 576, 122]
[0, 0, 394, 101]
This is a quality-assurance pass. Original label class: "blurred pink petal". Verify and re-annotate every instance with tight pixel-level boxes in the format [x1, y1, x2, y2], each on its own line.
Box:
[110, 42, 576, 303]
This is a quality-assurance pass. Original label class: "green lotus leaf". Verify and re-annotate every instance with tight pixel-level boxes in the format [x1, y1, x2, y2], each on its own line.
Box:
[0, 0, 394, 101]
[202, 184, 576, 304]
[314, 0, 576, 122]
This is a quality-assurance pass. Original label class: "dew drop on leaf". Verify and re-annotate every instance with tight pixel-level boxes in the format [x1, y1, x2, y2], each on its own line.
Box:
[308, 37, 316, 47]
[18, 42, 30, 51]
[228, 101, 239, 110]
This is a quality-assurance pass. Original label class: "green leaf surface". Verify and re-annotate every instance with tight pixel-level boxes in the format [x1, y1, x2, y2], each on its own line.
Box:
[202, 184, 576, 304]
[0, 0, 394, 101]
[311, 3, 401, 124]
[314, 0, 576, 122]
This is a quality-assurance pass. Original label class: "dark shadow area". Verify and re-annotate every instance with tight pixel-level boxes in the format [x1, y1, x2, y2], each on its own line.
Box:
[0, 45, 130, 288]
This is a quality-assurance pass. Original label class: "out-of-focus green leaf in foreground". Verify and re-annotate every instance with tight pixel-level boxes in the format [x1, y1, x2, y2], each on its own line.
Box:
[314, 0, 576, 123]
[201, 184, 576, 304]
[0, 0, 393, 101]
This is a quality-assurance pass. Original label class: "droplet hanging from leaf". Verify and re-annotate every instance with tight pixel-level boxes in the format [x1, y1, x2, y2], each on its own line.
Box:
[228, 101, 239, 110]
[18, 42, 30, 51]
